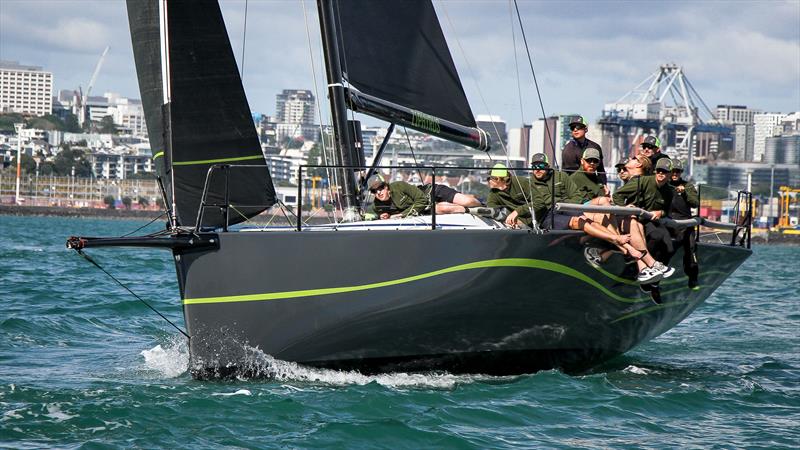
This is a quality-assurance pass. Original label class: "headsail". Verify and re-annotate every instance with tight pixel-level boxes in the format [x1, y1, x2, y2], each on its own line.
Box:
[335, 0, 476, 129]
[127, 0, 275, 229]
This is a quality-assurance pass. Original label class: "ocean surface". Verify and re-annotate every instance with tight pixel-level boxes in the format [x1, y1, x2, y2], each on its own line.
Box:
[1, 215, 798, 448]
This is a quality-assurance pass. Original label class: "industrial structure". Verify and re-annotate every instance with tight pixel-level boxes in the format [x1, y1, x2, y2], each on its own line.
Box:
[599, 64, 731, 176]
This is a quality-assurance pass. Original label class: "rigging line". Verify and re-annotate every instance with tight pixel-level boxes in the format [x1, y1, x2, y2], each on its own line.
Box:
[437, 0, 530, 209]
[512, 0, 558, 170]
[508, 0, 525, 126]
[120, 212, 167, 238]
[436, 0, 510, 160]
[75, 250, 190, 339]
[240, 0, 249, 78]
[402, 126, 426, 183]
[301, 0, 338, 221]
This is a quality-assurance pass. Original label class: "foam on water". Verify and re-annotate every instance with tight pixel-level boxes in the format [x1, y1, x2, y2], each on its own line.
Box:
[234, 345, 510, 389]
[140, 335, 189, 378]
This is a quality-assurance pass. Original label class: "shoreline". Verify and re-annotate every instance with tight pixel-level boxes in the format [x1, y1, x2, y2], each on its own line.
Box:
[2, 204, 798, 245]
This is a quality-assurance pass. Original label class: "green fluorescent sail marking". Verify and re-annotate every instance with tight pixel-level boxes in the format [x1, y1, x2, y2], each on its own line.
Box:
[183, 258, 649, 306]
[153, 151, 164, 160]
[611, 299, 694, 323]
[172, 155, 263, 166]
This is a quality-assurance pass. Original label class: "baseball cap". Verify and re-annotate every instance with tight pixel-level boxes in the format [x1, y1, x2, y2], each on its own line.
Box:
[615, 157, 630, 168]
[531, 153, 549, 166]
[654, 157, 672, 172]
[367, 174, 387, 191]
[671, 159, 684, 171]
[568, 115, 587, 128]
[643, 136, 662, 148]
[582, 148, 601, 161]
[490, 163, 509, 178]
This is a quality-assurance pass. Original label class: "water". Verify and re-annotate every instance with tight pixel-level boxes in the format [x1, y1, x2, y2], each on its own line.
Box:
[1, 215, 798, 448]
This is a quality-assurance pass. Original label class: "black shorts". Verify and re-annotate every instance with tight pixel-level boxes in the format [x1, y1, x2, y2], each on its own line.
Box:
[542, 209, 579, 230]
[430, 184, 457, 203]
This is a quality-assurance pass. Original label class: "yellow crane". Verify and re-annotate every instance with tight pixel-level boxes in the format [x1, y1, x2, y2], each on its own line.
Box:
[777, 186, 800, 232]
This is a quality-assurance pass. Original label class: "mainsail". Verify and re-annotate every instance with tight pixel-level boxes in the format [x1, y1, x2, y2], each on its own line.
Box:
[127, 0, 275, 229]
[335, 0, 477, 129]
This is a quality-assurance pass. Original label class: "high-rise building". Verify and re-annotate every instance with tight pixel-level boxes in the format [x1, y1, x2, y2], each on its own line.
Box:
[275, 89, 315, 125]
[716, 105, 760, 124]
[0, 60, 53, 116]
[765, 135, 800, 166]
[734, 124, 755, 161]
[753, 113, 786, 162]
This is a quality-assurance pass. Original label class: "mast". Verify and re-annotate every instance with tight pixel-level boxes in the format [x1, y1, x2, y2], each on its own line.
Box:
[317, 0, 360, 221]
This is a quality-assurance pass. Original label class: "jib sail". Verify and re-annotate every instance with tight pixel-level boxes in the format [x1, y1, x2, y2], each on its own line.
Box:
[127, 0, 275, 229]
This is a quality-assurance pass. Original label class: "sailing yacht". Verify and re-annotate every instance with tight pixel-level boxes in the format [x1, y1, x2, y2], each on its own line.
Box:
[67, 0, 752, 379]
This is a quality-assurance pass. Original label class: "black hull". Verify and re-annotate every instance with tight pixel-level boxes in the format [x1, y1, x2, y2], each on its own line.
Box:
[174, 229, 750, 379]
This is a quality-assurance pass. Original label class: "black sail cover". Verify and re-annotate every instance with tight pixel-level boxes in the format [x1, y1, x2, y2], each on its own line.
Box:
[127, 0, 275, 229]
[336, 0, 476, 128]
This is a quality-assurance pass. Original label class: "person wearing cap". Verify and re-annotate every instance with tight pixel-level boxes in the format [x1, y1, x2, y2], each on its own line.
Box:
[570, 148, 610, 205]
[485, 163, 536, 228]
[528, 153, 583, 229]
[668, 159, 700, 289]
[615, 157, 631, 184]
[613, 156, 676, 272]
[366, 174, 429, 219]
[640, 135, 670, 167]
[561, 115, 607, 184]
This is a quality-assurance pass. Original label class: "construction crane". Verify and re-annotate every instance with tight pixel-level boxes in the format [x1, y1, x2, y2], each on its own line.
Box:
[77, 46, 110, 130]
[599, 64, 732, 177]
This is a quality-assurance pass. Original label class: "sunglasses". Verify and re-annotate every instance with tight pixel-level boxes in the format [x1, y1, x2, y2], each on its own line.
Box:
[616, 167, 628, 173]
[569, 125, 586, 131]
[369, 183, 387, 194]
[641, 144, 657, 150]
[531, 163, 549, 170]
[584, 159, 600, 165]
[655, 169, 669, 174]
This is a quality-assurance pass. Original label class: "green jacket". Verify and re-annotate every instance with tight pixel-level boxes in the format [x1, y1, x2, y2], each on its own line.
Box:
[486, 175, 536, 226]
[527, 171, 581, 223]
[569, 170, 604, 204]
[669, 178, 699, 219]
[368, 181, 428, 217]
[612, 175, 674, 215]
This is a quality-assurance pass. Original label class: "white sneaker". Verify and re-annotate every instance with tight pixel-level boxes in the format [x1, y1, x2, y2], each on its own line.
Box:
[652, 261, 675, 279]
[637, 267, 663, 284]
[584, 247, 602, 268]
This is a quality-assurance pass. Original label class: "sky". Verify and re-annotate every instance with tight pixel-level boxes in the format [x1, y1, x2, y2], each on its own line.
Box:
[1, 0, 799, 129]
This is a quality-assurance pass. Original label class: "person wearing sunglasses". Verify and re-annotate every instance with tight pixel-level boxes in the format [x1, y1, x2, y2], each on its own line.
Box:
[527, 153, 584, 230]
[668, 159, 700, 289]
[615, 157, 631, 184]
[486, 163, 534, 228]
[561, 115, 607, 185]
[612, 156, 676, 282]
[639, 135, 670, 167]
[366, 173, 428, 220]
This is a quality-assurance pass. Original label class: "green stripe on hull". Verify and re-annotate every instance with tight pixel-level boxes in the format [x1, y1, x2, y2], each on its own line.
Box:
[173, 155, 263, 166]
[183, 258, 651, 306]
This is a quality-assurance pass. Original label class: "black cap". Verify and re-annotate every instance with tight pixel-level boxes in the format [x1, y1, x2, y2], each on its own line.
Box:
[642, 136, 661, 148]
[568, 115, 587, 128]
[615, 157, 630, 168]
[367, 174, 387, 190]
[531, 153, 550, 166]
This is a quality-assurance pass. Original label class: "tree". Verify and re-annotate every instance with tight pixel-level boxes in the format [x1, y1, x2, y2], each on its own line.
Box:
[103, 195, 116, 209]
[0, 113, 26, 132]
[98, 116, 118, 135]
[122, 197, 132, 210]
[138, 196, 150, 207]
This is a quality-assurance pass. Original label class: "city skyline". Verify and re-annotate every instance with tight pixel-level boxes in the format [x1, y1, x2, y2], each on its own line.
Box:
[1, 0, 798, 128]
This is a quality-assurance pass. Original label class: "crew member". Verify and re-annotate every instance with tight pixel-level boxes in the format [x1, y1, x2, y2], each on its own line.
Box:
[613, 156, 676, 272]
[561, 115, 607, 184]
[668, 159, 700, 289]
[615, 157, 631, 184]
[640, 135, 669, 167]
[485, 163, 534, 228]
[366, 174, 428, 219]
